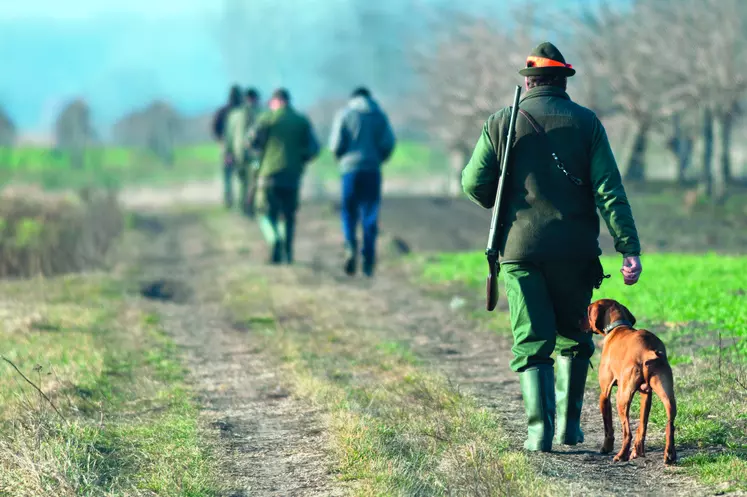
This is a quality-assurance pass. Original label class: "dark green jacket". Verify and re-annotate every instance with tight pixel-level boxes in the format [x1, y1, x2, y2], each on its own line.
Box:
[462, 86, 640, 261]
[250, 106, 320, 188]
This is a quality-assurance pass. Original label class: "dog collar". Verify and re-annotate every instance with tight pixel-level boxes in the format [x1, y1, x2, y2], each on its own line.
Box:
[603, 320, 633, 334]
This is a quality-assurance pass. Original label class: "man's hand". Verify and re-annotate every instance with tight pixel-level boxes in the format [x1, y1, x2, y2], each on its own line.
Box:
[621, 256, 642, 286]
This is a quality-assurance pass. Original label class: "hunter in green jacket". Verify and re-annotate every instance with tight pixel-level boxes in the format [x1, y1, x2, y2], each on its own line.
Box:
[224, 88, 261, 216]
[249, 88, 319, 264]
[462, 42, 642, 453]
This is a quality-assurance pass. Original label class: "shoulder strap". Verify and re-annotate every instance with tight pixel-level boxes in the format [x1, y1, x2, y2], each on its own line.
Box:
[518, 109, 585, 187]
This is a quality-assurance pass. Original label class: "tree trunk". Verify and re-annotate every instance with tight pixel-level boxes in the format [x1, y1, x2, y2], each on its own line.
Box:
[718, 112, 733, 188]
[448, 147, 469, 198]
[712, 112, 731, 204]
[623, 120, 650, 183]
[669, 114, 693, 185]
[699, 107, 714, 199]
[69, 146, 85, 169]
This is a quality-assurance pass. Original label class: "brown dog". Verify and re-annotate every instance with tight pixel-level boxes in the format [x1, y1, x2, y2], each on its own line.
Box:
[584, 299, 677, 464]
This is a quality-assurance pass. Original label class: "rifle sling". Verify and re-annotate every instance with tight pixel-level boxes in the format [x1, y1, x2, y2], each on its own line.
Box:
[518, 109, 585, 187]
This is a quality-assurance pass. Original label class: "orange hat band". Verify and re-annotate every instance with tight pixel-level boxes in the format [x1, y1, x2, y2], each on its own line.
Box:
[526, 56, 573, 69]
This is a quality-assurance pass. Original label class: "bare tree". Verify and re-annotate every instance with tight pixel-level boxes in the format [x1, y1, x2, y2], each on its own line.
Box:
[690, 0, 747, 200]
[572, 1, 699, 182]
[410, 8, 533, 195]
[55, 99, 96, 169]
[0, 107, 15, 147]
[321, 0, 421, 99]
[639, 0, 747, 199]
[142, 102, 182, 166]
[112, 101, 183, 166]
[575, 0, 747, 195]
[665, 112, 697, 185]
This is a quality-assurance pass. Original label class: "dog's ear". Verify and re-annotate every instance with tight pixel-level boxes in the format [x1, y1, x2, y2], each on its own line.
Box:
[585, 300, 609, 335]
[619, 302, 637, 327]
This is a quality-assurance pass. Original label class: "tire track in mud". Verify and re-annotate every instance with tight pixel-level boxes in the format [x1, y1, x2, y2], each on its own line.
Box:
[134, 212, 345, 497]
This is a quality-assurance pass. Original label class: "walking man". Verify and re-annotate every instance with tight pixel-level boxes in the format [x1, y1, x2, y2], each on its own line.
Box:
[329, 87, 396, 277]
[461, 42, 642, 452]
[224, 87, 262, 216]
[217, 85, 244, 209]
[249, 88, 319, 264]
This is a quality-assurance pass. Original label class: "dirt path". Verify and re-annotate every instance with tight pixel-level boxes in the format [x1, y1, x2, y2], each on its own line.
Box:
[133, 212, 346, 497]
[285, 203, 712, 497]
[128, 199, 717, 496]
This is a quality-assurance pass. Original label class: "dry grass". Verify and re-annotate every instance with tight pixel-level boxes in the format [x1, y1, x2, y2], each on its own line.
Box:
[0, 187, 123, 278]
[0, 247, 220, 496]
[223, 270, 553, 497]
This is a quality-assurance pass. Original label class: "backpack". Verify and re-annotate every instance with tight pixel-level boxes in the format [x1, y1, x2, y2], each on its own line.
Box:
[212, 106, 229, 140]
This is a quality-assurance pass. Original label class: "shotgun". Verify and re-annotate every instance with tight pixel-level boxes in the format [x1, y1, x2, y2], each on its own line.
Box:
[485, 85, 522, 311]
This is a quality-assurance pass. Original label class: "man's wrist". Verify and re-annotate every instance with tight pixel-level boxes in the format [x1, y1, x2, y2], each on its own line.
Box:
[622, 252, 640, 258]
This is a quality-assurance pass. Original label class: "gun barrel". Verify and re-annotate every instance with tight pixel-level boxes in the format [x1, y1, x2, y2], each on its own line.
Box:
[486, 85, 522, 254]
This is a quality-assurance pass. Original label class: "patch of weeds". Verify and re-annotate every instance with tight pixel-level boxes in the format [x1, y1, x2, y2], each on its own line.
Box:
[0, 275, 220, 496]
[375, 340, 420, 366]
[680, 452, 747, 492]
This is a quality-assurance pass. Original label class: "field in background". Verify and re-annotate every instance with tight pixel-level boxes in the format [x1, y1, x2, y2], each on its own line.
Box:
[0, 141, 448, 191]
[6, 135, 734, 193]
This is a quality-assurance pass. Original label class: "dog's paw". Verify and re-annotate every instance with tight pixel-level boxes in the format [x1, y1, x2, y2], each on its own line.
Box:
[630, 445, 645, 460]
[613, 451, 630, 462]
[600, 438, 614, 454]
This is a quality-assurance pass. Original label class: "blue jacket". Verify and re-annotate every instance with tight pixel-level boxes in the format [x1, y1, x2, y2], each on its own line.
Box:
[328, 96, 396, 173]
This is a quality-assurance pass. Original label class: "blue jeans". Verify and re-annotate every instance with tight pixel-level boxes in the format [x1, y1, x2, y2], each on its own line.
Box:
[341, 169, 382, 262]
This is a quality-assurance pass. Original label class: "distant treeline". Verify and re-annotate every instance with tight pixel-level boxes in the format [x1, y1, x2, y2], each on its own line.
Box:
[2, 0, 746, 202]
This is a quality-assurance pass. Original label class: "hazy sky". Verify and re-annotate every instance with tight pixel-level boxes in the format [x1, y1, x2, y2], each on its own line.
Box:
[0, 1, 220, 19]
[0, 0, 616, 135]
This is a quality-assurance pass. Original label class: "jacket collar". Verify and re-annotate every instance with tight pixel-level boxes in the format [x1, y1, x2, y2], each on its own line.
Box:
[520, 86, 571, 103]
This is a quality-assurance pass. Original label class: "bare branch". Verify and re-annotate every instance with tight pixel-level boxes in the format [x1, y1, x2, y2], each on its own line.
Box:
[1, 356, 68, 424]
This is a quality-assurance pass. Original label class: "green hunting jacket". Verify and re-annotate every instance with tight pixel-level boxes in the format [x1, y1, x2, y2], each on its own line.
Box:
[224, 103, 260, 167]
[250, 106, 320, 189]
[462, 85, 640, 261]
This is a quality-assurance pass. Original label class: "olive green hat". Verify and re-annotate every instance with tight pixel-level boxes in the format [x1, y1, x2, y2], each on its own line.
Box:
[519, 42, 576, 77]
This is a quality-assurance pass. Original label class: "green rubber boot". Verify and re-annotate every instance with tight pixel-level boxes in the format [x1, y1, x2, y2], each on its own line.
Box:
[554, 355, 589, 445]
[519, 365, 555, 452]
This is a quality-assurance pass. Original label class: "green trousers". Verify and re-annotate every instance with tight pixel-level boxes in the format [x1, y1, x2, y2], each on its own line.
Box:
[256, 185, 299, 263]
[501, 260, 597, 372]
[224, 164, 253, 211]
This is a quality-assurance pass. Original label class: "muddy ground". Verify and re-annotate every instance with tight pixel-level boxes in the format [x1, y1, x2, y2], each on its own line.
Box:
[128, 195, 738, 497]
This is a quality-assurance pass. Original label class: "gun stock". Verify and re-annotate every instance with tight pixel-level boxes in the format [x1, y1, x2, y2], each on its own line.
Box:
[486, 257, 499, 311]
[484, 85, 522, 311]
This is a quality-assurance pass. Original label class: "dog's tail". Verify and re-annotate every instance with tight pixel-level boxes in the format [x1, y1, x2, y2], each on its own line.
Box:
[640, 350, 665, 393]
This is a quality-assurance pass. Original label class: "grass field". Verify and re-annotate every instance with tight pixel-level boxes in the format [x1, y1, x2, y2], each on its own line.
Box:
[0, 145, 220, 190]
[417, 253, 747, 490]
[0, 269, 219, 495]
[0, 141, 447, 191]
